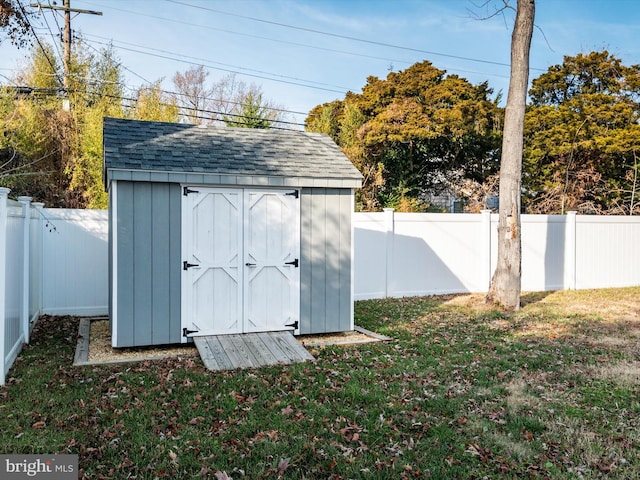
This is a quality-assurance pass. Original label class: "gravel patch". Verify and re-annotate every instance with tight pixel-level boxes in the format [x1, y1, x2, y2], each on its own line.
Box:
[86, 319, 198, 365]
[78, 319, 389, 365]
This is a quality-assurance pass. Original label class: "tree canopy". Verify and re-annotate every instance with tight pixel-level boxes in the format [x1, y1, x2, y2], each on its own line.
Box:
[307, 61, 503, 211]
[523, 51, 640, 214]
[173, 69, 286, 128]
[1, 41, 126, 207]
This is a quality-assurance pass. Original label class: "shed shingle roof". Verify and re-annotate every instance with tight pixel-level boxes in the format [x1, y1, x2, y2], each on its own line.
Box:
[103, 117, 362, 188]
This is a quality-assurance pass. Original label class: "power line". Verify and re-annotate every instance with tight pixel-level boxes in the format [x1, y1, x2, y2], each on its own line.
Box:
[15, 2, 64, 86]
[82, 2, 415, 69]
[84, 33, 352, 91]
[64, 0, 516, 114]
[74, 38, 312, 118]
[30, 0, 102, 89]
[84, 37, 349, 95]
[79, 36, 153, 85]
[84, 1, 516, 81]
[3, 85, 308, 130]
[3, 45, 312, 122]
[4, 1, 516, 121]
[47, 0, 63, 34]
[166, 0, 546, 72]
[38, 2, 64, 65]
[103, 90, 307, 129]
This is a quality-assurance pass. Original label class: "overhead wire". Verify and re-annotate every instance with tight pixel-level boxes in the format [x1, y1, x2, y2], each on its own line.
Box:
[15, 2, 64, 86]
[97, 90, 308, 129]
[38, 1, 64, 66]
[84, 37, 349, 95]
[47, 0, 63, 34]
[5, 85, 307, 130]
[83, 33, 351, 91]
[79, 35, 154, 85]
[83, 1, 516, 80]
[22, 0, 516, 106]
[165, 0, 547, 72]
[4, 34, 311, 123]
[81, 2, 415, 70]
[76, 36, 318, 120]
[6, 1, 520, 126]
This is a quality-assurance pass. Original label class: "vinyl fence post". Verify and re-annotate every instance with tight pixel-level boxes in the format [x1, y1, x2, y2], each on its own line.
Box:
[17, 197, 32, 344]
[565, 211, 577, 290]
[0, 187, 11, 386]
[383, 208, 395, 298]
[32, 203, 45, 325]
[481, 210, 492, 290]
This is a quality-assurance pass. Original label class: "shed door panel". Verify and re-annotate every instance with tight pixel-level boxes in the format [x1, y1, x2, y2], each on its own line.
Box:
[183, 188, 243, 336]
[182, 187, 299, 339]
[244, 190, 300, 333]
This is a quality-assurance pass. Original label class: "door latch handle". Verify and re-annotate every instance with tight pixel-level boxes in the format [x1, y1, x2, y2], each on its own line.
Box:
[284, 259, 299, 267]
[245, 262, 256, 267]
[183, 261, 199, 270]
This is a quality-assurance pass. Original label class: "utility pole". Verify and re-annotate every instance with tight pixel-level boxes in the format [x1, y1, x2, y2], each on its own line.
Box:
[30, 1, 102, 91]
[63, 0, 71, 90]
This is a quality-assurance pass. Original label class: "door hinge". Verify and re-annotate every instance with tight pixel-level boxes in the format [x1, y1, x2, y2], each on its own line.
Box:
[284, 258, 299, 268]
[285, 321, 299, 330]
[285, 189, 299, 198]
[183, 261, 199, 270]
[183, 327, 198, 337]
[183, 186, 199, 196]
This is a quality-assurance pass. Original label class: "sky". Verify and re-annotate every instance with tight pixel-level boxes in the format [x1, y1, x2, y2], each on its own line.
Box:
[1, 0, 640, 127]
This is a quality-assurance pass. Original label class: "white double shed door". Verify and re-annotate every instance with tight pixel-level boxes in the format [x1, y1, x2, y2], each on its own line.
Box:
[181, 186, 300, 340]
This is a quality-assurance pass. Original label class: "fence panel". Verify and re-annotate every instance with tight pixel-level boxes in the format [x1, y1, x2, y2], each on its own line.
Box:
[391, 213, 486, 296]
[4, 206, 24, 378]
[41, 209, 109, 316]
[575, 216, 640, 289]
[29, 205, 43, 326]
[520, 215, 569, 292]
[353, 212, 389, 299]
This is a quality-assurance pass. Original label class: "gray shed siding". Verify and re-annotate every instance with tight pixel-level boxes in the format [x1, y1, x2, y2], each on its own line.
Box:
[300, 188, 354, 334]
[112, 181, 181, 347]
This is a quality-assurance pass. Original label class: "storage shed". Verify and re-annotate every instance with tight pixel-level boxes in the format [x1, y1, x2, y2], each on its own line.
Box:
[103, 117, 363, 348]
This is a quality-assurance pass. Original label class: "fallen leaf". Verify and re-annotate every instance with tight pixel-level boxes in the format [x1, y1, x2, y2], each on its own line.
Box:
[276, 457, 290, 476]
[466, 443, 481, 456]
[32, 421, 46, 429]
[252, 430, 279, 441]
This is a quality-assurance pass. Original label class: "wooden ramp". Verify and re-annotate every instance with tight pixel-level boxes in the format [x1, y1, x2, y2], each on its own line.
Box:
[193, 331, 315, 371]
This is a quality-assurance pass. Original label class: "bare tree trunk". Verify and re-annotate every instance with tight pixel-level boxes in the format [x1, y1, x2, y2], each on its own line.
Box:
[486, 0, 535, 310]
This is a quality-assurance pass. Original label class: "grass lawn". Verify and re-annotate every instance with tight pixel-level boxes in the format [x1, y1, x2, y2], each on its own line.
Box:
[1, 288, 639, 479]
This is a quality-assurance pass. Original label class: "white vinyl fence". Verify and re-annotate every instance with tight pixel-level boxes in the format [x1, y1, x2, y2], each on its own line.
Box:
[0, 189, 108, 385]
[40, 208, 108, 316]
[1, 189, 40, 385]
[353, 209, 640, 299]
[1, 196, 639, 384]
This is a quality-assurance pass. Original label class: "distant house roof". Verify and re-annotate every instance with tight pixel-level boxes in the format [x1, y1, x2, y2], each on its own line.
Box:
[103, 117, 363, 189]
